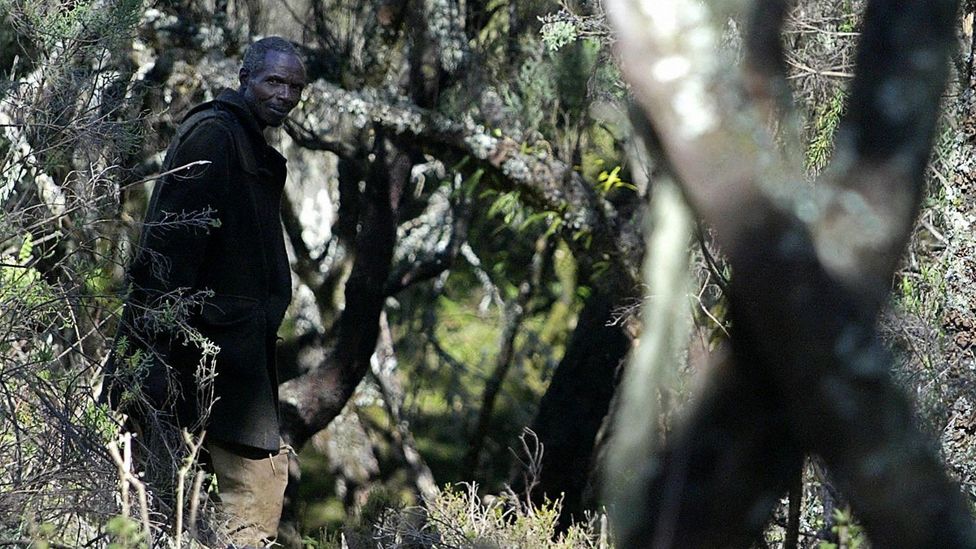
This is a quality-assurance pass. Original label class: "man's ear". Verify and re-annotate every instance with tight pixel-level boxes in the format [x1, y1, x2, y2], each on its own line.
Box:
[239, 68, 249, 90]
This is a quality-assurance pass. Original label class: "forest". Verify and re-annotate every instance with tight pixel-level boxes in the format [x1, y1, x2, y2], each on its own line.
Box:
[2, 0, 976, 547]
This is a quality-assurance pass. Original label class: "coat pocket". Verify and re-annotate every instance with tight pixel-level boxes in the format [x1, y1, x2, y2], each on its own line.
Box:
[196, 294, 266, 380]
[199, 294, 260, 327]
[196, 293, 265, 392]
[195, 295, 277, 446]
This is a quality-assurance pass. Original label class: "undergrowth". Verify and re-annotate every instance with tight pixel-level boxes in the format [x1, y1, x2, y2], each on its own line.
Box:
[307, 483, 611, 549]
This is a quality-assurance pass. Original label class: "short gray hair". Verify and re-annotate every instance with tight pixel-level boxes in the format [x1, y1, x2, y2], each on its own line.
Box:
[241, 37, 303, 76]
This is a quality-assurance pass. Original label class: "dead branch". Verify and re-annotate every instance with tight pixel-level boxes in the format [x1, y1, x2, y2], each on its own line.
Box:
[372, 311, 439, 502]
[465, 235, 551, 476]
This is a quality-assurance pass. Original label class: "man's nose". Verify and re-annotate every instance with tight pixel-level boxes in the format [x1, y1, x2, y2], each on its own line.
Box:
[277, 86, 299, 106]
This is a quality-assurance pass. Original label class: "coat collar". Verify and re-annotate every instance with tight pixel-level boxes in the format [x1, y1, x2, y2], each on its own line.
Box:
[186, 88, 287, 170]
[213, 88, 267, 141]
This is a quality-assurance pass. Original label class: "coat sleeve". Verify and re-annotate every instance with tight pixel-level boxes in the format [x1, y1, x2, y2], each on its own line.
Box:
[126, 119, 236, 317]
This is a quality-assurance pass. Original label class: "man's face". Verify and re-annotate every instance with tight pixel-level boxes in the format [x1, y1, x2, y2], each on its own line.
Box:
[240, 50, 307, 128]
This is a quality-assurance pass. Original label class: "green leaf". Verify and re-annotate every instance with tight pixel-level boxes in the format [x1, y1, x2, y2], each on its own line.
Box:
[519, 211, 552, 231]
[463, 168, 485, 198]
[596, 165, 636, 193]
[543, 216, 564, 238]
[18, 232, 33, 263]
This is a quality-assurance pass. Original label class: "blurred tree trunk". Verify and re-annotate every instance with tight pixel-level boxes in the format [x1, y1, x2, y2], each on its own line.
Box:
[605, 0, 976, 547]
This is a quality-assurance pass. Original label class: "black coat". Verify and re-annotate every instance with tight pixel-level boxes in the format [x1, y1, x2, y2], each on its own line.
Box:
[106, 89, 291, 452]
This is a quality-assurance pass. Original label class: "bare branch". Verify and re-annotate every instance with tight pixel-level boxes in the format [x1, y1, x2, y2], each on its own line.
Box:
[465, 235, 551, 476]
[279, 132, 410, 449]
[385, 177, 472, 296]
[372, 312, 439, 501]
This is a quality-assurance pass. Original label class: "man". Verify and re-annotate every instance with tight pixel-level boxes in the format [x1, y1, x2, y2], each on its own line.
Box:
[105, 36, 307, 546]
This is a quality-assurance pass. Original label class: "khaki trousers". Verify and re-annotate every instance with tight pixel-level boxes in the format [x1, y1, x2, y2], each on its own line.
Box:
[207, 440, 290, 548]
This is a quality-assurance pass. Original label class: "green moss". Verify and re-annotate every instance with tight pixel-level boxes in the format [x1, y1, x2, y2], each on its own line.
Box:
[805, 87, 847, 175]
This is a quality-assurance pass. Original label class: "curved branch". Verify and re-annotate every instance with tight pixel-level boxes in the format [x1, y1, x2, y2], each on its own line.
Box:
[283, 119, 356, 158]
[290, 81, 642, 291]
[384, 180, 473, 296]
[814, 0, 958, 307]
[744, 0, 796, 120]
[279, 131, 410, 449]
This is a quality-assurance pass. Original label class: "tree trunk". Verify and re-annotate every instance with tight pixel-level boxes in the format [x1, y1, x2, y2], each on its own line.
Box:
[277, 132, 409, 545]
[513, 289, 630, 527]
[605, 0, 976, 546]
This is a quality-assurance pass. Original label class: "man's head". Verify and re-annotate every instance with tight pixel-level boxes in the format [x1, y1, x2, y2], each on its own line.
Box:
[239, 37, 308, 129]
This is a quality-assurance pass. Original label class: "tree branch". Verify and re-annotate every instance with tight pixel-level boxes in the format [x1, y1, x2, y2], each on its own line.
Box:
[372, 311, 439, 501]
[464, 234, 551, 476]
[279, 131, 410, 449]
[384, 178, 473, 296]
[290, 81, 642, 291]
[813, 0, 957, 306]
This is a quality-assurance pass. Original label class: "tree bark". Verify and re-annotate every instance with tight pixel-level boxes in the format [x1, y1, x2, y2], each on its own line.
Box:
[606, 0, 976, 546]
[287, 81, 644, 292]
[276, 131, 409, 544]
[279, 131, 409, 450]
[513, 288, 631, 528]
